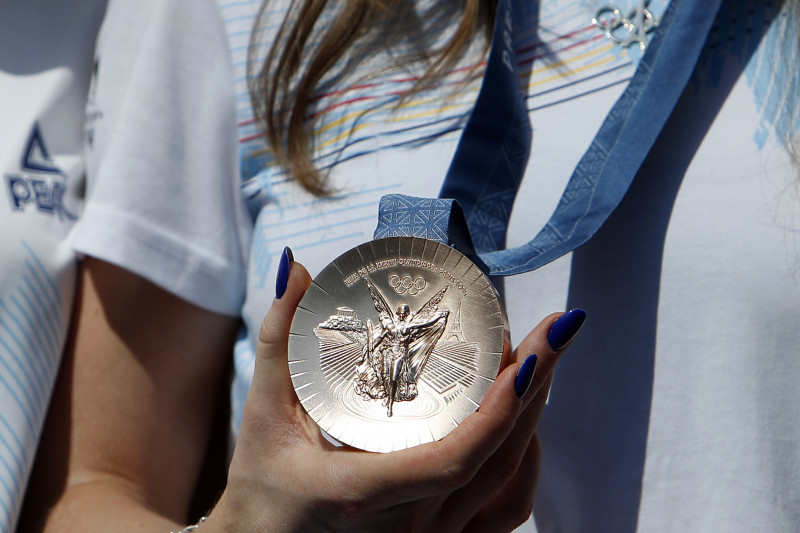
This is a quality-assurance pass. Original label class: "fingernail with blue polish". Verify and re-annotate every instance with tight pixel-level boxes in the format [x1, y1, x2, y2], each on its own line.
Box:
[515, 354, 538, 398]
[547, 308, 587, 350]
[275, 246, 293, 299]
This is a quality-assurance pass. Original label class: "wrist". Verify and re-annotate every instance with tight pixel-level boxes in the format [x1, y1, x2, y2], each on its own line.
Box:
[195, 490, 256, 533]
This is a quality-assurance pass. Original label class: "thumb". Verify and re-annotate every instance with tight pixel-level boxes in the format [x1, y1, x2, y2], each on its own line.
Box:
[249, 247, 312, 404]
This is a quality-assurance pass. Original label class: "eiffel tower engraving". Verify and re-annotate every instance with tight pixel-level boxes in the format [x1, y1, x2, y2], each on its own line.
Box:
[446, 302, 467, 343]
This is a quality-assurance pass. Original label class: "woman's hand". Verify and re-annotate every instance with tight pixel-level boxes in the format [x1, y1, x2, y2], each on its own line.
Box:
[207, 256, 585, 532]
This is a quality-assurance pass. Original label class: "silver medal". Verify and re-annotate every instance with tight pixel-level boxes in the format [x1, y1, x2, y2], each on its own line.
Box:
[288, 237, 507, 452]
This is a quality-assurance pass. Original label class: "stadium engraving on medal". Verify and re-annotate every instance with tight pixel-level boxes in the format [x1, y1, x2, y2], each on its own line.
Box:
[289, 237, 507, 453]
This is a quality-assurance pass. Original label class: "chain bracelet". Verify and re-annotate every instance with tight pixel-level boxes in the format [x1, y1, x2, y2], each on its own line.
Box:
[171, 516, 207, 533]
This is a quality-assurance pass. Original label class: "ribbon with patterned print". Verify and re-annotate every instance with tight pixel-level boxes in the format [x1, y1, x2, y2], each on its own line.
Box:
[375, 0, 723, 279]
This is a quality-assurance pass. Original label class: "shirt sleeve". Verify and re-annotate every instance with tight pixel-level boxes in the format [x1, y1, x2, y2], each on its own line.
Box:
[74, 0, 251, 316]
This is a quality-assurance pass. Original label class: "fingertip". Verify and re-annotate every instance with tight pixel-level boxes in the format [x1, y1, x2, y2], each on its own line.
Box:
[546, 308, 587, 351]
[275, 246, 294, 299]
[514, 354, 538, 398]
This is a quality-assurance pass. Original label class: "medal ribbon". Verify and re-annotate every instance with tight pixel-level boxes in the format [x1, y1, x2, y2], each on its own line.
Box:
[374, 0, 723, 277]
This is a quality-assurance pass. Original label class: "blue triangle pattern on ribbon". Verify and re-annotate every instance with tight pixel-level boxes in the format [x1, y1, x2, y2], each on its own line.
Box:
[374, 196, 452, 243]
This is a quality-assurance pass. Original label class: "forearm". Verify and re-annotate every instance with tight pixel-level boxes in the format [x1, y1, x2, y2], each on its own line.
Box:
[21, 258, 238, 532]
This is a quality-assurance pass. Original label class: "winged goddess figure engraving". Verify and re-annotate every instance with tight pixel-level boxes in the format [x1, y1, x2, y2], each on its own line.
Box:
[355, 278, 450, 416]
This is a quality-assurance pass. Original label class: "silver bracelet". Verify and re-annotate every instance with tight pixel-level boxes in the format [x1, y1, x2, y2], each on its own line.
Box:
[172, 516, 207, 533]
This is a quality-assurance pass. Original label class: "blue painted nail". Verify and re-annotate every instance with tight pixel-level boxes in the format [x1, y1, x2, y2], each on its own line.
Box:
[547, 308, 587, 350]
[275, 246, 293, 299]
[515, 354, 538, 398]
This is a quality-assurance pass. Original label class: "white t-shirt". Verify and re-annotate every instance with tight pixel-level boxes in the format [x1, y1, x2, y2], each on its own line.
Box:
[76, 0, 800, 531]
[0, 1, 106, 530]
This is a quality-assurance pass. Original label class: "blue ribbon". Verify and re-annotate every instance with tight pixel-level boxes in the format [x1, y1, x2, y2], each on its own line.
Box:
[375, 0, 724, 277]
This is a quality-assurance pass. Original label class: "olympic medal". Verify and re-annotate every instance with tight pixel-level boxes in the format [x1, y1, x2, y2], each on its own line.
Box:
[288, 237, 507, 453]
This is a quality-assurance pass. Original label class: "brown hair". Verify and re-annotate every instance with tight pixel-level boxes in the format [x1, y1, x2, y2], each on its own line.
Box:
[248, 0, 496, 196]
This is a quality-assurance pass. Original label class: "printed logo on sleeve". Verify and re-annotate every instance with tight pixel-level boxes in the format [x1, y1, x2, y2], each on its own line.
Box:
[4, 123, 77, 220]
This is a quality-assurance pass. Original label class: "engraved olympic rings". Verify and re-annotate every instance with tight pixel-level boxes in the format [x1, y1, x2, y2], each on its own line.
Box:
[592, 2, 659, 51]
[389, 274, 427, 295]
